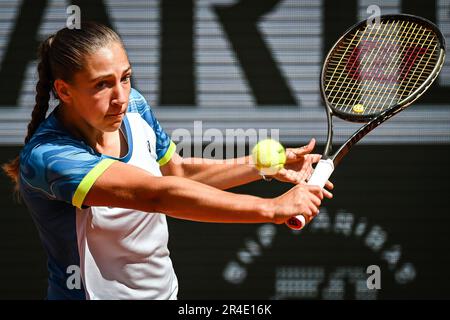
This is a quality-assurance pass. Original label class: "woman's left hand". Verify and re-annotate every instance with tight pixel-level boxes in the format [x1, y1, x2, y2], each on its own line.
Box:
[273, 138, 334, 190]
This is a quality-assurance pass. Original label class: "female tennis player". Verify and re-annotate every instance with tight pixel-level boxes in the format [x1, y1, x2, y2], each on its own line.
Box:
[2, 22, 332, 300]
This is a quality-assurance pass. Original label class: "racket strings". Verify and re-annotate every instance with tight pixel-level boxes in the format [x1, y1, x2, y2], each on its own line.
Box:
[366, 22, 436, 114]
[342, 21, 436, 107]
[325, 20, 404, 112]
[328, 20, 403, 112]
[330, 23, 437, 113]
[334, 22, 434, 112]
[323, 18, 440, 117]
[363, 21, 425, 114]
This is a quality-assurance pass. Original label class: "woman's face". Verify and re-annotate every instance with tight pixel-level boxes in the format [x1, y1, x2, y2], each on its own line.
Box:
[66, 41, 132, 132]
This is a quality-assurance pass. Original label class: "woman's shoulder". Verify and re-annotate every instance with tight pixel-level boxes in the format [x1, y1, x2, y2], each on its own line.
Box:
[20, 120, 96, 170]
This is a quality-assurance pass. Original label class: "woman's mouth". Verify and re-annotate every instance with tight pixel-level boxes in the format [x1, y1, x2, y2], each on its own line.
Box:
[106, 111, 125, 117]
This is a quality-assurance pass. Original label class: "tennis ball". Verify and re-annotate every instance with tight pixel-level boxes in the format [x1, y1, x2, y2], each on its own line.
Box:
[353, 103, 365, 113]
[251, 139, 286, 175]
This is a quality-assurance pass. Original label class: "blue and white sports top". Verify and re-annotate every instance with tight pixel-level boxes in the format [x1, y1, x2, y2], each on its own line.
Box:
[19, 88, 178, 300]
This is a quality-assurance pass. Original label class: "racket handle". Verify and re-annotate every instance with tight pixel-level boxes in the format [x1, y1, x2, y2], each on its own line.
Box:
[285, 159, 334, 230]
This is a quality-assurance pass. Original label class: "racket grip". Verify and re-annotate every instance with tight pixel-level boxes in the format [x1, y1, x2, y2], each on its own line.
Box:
[285, 159, 334, 230]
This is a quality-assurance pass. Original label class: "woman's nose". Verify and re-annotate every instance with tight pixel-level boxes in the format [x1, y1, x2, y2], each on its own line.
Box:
[112, 83, 127, 105]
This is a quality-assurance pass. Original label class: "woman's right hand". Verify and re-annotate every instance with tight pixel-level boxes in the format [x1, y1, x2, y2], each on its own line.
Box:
[270, 184, 332, 224]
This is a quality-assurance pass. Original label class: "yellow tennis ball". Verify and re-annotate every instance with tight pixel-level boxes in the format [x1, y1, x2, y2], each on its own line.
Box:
[353, 103, 365, 113]
[251, 139, 286, 175]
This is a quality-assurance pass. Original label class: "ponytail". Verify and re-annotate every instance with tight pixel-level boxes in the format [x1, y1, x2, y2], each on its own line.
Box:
[25, 35, 54, 144]
[2, 35, 54, 192]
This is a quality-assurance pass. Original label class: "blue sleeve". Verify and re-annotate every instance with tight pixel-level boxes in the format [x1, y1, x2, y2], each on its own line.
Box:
[128, 88, 175, 165]
[20, 142, 114, 207]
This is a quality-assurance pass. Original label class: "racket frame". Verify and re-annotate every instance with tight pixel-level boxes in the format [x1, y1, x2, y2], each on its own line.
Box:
[320, 14, 446, 167]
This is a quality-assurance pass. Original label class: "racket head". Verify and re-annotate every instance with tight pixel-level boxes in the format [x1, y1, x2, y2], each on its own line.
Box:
[321, 14, 446, 123]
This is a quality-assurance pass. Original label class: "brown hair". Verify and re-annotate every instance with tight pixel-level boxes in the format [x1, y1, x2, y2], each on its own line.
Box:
[2, 22, 124, 192]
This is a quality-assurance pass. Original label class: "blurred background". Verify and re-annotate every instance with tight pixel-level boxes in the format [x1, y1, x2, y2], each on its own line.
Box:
[0, 0, 449, 299]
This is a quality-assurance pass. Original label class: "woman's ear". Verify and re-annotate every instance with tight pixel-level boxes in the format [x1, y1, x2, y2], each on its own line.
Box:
[54, 79, 72, 104]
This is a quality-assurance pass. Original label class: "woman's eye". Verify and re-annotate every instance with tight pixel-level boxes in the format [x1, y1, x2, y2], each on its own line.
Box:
[96, 81, 107, 89]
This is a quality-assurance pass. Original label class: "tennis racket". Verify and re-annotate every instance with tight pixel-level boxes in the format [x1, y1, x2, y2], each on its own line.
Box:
[286, 14, 446, 230]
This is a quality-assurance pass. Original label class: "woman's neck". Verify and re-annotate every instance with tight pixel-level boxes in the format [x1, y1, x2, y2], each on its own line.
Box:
[56, 104, 122, 157]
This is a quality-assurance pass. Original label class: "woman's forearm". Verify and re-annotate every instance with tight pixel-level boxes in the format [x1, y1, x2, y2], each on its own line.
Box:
[85, 161, 275, 223]
[181, 156, 262, 189]
[152, 176, 274, 223]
